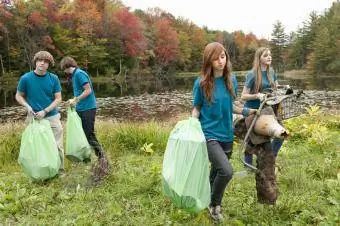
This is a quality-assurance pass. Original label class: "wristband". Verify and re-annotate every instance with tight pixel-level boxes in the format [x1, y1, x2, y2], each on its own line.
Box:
[242, 107, 250, 117]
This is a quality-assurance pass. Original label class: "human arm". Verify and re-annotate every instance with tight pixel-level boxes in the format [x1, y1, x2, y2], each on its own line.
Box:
[15, 91, 34, 114]
[35, 92, 62, 119]
[233, 104, 257, 117]
[192, 106, 200, 118]
[241, 85, 265, 101]
[69, 83, 92, 106]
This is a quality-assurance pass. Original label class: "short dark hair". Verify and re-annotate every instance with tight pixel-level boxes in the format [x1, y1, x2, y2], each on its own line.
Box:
[60, 56, 78, 70]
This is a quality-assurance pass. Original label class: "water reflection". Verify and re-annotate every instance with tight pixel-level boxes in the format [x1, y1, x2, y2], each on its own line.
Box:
[0, 75, 339, 122]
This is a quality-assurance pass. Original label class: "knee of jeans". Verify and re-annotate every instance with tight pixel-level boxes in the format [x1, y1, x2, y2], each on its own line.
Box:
[220, 167, 233, 180]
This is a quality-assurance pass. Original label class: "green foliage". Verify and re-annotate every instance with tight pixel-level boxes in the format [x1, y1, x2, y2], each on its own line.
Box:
[0, 116, 339, 224]
[0, 123, 22, 165]
[285, 1, 340, 75]
[284, 105, 340, 151]
[270, 20, 288, 72]
[96, 121, 170, 156]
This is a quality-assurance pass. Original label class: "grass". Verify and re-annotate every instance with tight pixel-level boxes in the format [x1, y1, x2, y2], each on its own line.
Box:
[0, 116, 339, 225]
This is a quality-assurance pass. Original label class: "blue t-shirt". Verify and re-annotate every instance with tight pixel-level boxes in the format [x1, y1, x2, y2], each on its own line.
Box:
[72, 68, 96, 111]
[244, 70, 277, 109]
[193, 75, 238, 142]
[17, 71, 61, 118]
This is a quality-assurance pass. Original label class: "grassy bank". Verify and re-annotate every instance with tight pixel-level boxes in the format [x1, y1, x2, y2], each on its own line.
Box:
[0, 111, 339, 225]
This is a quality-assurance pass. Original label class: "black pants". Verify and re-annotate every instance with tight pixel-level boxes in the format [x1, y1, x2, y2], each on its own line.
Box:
[77, 109, 104, 158]
[206, 140, 234, 206]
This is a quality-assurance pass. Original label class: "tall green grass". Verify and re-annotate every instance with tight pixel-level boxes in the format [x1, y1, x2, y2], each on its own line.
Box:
[0, 114, 339, 225]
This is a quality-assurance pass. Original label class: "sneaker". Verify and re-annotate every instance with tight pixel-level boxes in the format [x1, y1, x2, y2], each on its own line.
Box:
[209, 205, 224, 221]
[98, 155, 110, 175]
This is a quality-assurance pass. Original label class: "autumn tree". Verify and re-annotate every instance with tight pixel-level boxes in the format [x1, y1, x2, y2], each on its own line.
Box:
[153, 19, 179, 75]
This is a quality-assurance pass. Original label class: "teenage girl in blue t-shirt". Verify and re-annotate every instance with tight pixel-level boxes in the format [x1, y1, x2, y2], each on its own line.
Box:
[192, 42, 256, 221]
[241, 47, 284, 166]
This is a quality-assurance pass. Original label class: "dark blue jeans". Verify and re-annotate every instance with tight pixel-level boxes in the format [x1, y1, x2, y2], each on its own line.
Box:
[206, 140, 234, 206]
[77, 109, 105, 158]
[244, 138, 283, 165]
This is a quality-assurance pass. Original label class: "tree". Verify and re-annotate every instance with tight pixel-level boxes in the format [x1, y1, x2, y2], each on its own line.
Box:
[270, 20, 288, 72]
[153, 19, 179, 75]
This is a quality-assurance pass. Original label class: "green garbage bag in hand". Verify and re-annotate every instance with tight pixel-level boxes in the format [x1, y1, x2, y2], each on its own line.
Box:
[65, 107, 91, 162]
[18, 119, 61, 181]
[162, 117, 210, 213]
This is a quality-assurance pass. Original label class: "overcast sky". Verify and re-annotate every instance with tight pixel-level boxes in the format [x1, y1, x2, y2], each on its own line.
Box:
[121, 0, 335, 39]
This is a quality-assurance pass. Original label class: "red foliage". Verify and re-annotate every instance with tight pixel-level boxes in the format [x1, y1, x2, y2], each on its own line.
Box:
[154, 19, 179, 65]
[28, 11, 43, 27]
[43, 0, 59, 22]
[0, 4, 13, 34]
[114, 8, 145, 57]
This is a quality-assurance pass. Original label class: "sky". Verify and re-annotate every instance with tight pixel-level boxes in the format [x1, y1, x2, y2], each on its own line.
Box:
[121, 0, 335, 39]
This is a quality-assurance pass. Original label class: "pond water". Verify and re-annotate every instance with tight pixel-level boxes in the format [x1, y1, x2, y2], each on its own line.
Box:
[0, 74, 339, 122]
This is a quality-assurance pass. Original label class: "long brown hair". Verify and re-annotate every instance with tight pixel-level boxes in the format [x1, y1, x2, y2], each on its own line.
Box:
[200, 42, 235, 103]
[252, 47, 275, 93]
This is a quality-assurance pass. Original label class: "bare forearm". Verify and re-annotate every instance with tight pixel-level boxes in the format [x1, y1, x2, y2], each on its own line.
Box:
[15, 93, 29, 107]
[192, 107, 200, 118]
[44, 98, 61, 113]
[77, 89, 91, 101]
[241, 93, 259, 101]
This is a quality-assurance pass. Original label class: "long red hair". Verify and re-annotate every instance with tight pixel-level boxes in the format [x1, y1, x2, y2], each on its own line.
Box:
[200, 42, 235, 103]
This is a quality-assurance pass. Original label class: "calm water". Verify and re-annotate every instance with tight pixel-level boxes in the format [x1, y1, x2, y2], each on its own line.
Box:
[1, 74, 340, 109]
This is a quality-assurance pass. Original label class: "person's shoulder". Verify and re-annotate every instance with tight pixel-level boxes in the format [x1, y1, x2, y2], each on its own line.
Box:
[19, 71, 33, 82]
[48, 72, 60, 80]
[77, 68, 89, 76]
[21, 71, 33, 78]
[245, 70, 256, 79]
[194, 75, 201, 86]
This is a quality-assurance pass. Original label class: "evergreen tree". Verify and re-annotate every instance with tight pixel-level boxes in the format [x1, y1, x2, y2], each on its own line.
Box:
[270, 20, 288, 72]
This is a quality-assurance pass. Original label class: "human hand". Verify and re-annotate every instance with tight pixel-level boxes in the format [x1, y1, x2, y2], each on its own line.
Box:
[35, 110, 46, 119]
[256, 93, 265, 101]
[25, 104, 35, 115]
[249, 109, 258, 115]
[68, 97, 78, 107]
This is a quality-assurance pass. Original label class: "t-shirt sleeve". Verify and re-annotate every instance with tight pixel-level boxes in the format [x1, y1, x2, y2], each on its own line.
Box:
[77, 70, 90, 87]
[53, 74, 62, 93]
[245, 71, 255, 89]
[273, 72, 278, 83]
[17, 76, 27, 93]
[193, 77, 202, 107]
[232, 74, 238, 96]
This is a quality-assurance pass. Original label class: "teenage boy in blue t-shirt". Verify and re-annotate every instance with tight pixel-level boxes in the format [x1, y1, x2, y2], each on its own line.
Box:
[15, 50, 64, 171]
[60, 57, 109, 177]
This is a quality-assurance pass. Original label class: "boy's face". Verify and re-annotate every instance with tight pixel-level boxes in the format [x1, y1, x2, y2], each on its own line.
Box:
[63, 67, 72, 75]
[35, 59, 49, 73]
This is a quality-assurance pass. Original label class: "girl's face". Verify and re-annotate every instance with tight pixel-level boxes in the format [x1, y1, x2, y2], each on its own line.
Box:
[212, 50, 227, 73]
[260, 50, 272, 66]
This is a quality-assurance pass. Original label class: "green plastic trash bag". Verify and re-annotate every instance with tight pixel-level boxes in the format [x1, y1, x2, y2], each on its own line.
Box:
[18, 119, 61, 181]
[65, 107, 91, 162]
[162, 117, 210, 213]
